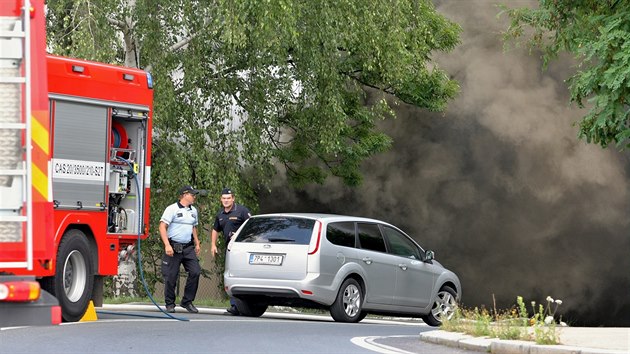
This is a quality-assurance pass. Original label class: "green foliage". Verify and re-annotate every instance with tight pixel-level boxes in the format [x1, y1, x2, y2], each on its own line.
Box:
[500, 0, 630, 149]
[46, 0, 121, 63]
[529, 296, 562, 345]
[46, 0, 461, 189]
[471, 307, 492, 337]
[45, 0, 461, 296]
[517, 295, 528, 323]
[441, 295, 562, 344]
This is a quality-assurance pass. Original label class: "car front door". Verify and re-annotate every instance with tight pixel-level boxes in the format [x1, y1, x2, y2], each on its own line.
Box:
[382, 226, 436, 308]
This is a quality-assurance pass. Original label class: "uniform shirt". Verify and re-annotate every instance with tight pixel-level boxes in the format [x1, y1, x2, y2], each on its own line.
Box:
[160, 201, 198, 243]
[213, 203, 251, 242]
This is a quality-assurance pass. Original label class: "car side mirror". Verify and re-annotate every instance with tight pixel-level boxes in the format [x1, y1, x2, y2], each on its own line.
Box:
[424, 250, 434, 261]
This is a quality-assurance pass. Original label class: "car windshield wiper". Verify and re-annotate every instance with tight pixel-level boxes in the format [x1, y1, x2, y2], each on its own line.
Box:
[267, 237, 296, 243]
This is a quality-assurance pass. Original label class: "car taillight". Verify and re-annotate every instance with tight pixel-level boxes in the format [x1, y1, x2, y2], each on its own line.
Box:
[0, 281, 41, 302]
[308, 221, 322, 255]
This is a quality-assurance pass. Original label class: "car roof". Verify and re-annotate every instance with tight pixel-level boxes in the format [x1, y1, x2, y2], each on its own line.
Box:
[248, 212, 423, 252]
[252, 212, 391, 225]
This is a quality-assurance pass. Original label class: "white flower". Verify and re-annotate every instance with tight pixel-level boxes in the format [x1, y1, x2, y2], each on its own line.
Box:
[560, 321, 567, 327]
[546, 296, 554, 302]
[544, 316, 554, 325]
[555, 299, 563, 305]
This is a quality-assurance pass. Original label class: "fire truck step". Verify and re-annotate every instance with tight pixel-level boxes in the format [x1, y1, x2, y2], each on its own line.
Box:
[0, 261, 28, 268]
[0, 30, 25, 38]
[0, 123, 26, 129]
[0, 216, 27, 222]
[0, 77, 26, 83]
[0, 169, 26, 176]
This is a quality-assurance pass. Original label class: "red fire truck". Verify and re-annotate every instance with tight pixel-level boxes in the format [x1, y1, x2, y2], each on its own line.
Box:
[1, 0, 154, 325]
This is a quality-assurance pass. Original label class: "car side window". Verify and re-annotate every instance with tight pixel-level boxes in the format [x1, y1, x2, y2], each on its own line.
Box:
[326, 222, 356, 248]
[382, 226, 421, 260]
[357, 223, 386, 253]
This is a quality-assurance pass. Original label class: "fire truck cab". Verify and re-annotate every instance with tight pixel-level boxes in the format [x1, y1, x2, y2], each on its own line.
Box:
[1, 0, 154, 325]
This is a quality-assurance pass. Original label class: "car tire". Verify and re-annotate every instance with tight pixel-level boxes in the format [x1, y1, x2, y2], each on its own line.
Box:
[235, 297, 268, 317]
[41, 229, 94, 322]
[422, 285, 457, 327]
[330, 278, 363, 323]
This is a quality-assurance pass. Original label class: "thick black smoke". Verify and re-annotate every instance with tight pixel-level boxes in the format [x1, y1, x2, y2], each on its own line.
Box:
[258, 0, 630, 326]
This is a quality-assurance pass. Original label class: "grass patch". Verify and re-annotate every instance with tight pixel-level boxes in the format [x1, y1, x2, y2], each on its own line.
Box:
[441, 295, 564, 345]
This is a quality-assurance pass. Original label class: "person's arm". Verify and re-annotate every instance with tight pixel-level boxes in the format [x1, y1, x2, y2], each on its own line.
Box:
[210, 215, 221, 257]
[243, 207, 252, 220]
[210, 229, 219, 257]
[159, 222, 173, 257]
[192, 226, 200, 255]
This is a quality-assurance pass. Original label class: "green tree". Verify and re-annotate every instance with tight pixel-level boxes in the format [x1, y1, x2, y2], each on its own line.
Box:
[501, 0, 630, 149]
[46, 0, 461, 295]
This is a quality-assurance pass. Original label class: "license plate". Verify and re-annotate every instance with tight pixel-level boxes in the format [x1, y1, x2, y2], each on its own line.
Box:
[249, 253, 284, 266]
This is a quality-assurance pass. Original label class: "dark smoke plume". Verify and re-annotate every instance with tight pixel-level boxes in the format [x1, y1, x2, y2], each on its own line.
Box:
[258, 0, 630, 326]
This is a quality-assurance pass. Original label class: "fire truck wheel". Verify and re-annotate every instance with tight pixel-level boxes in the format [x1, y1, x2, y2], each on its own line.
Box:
[42, 229, 94, 322]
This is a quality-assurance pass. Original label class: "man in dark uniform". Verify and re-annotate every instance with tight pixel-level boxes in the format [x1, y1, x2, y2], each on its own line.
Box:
[159, 185, 202, 313]
[211, 187, 251, 315]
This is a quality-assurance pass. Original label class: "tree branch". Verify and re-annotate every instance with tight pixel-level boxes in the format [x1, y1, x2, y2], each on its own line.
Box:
[106, 17, 124, 28]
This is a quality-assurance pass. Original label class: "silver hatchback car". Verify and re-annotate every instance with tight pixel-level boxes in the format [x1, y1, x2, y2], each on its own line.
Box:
[224, 213, 461, 325]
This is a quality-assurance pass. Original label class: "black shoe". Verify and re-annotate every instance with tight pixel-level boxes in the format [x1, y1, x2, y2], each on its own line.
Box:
[181, 303, 198, 313]
[225, 306, 239, 316]
[166, 304, 175, 313]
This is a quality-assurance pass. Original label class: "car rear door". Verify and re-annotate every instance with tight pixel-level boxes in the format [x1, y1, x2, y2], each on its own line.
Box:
[227, 216, 315, 281]
[356, 222, 396, 305]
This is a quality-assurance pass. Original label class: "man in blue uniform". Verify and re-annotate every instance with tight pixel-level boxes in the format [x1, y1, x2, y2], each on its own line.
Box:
[211, 187, 251, 315]
[159, 185, 202, 313]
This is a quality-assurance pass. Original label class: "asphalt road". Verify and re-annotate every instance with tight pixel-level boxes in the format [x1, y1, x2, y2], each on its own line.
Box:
[1, 309, 478, 353]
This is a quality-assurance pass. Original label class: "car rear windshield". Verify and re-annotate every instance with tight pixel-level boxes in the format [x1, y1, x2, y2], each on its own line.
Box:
[235, 217, 316, 244]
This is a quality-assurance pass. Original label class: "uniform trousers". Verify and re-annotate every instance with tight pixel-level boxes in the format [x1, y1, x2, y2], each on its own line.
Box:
[161, 244, 200, 306]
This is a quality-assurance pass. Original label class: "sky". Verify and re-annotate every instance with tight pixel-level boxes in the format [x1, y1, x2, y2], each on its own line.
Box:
[258, 0, 630, 326]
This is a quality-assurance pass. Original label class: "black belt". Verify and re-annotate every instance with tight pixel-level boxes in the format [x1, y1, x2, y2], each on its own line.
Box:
[169, 240, 193, 248]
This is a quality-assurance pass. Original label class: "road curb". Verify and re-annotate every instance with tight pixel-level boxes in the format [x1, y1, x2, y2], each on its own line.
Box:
[419, 330, 490, 352]
[419, 330, 629, 354]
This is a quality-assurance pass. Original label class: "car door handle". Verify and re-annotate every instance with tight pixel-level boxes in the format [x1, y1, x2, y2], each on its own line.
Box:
[398, 263, 408, 271]
[362, 257, 372, 265]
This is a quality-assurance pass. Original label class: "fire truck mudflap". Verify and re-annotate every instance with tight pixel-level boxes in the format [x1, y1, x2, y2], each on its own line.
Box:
[0, 276, 61, 327]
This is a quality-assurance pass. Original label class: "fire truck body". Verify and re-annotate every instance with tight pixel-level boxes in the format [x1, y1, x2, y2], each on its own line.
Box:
[43, 54, 154, 322]
[1, 0, 154, 325]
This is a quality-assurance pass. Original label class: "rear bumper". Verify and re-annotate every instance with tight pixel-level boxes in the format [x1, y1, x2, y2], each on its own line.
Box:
[224, 274, 337, 306]
[230, 286, 301, 298]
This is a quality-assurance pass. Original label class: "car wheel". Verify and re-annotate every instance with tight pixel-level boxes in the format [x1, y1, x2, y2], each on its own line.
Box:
[235, 297, 268, 317]
[41, 229, 94, 322]
[357, 311, 368, 322]
[330, 278, 363, 323]
[422, 285, 457, 327]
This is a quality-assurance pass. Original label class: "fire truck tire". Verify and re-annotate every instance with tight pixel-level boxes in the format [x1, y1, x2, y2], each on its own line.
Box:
[41, 229, 94, 322]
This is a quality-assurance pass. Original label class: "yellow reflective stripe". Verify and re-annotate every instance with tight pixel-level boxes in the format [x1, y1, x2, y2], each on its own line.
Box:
[32, 162, 48, 200]
[31, 115, 49, 155]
